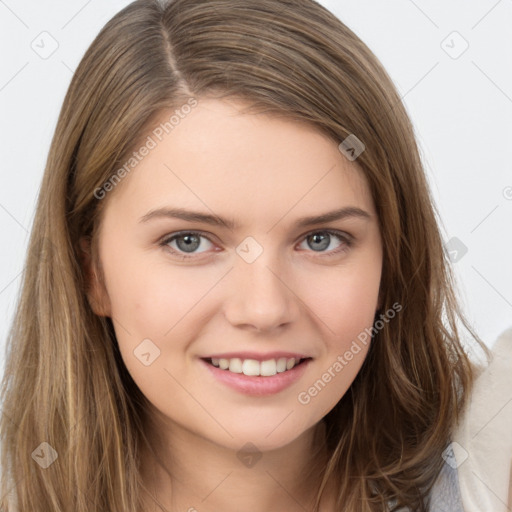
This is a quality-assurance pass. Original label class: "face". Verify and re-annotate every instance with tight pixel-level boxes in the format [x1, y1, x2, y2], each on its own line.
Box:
[86, 97, 383, 453]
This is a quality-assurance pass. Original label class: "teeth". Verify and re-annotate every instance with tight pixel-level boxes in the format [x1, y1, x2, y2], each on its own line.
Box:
[242, 359, 260, 376]
[229, 358, 243, 373]
[276, 357, 287, 373]
[260, 359, 277, 376]
[209, 357, 302, 376]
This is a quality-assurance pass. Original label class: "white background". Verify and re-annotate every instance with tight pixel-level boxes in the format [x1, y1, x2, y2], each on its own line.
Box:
[1, 0, 511, 378]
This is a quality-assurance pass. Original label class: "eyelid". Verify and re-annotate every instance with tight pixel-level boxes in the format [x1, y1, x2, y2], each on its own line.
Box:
[159, 228, 353, 259]
[296, 229, 353, 257]
[300, 228, 353, 242]
[159, 230, 217, 255]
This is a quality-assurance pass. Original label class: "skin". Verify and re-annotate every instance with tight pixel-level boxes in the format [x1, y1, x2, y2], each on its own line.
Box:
[83, 97, 383, 512]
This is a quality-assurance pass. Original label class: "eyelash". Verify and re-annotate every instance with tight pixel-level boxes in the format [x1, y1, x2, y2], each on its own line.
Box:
[159, 229, 353, 260]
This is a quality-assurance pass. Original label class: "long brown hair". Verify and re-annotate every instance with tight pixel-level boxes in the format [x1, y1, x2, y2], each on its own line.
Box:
[0, 0, 488, 510]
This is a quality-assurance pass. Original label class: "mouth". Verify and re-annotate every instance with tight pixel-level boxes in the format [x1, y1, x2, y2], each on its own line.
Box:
[202, 356, 312, 377]
[200, 355, 313, 396]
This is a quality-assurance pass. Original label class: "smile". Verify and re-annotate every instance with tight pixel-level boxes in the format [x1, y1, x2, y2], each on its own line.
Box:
[200, 356, 312, 396]
[207, 357, 306, 376]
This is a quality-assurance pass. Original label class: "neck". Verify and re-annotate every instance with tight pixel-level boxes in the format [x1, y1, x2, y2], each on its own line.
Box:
[139, 413, 334, 512]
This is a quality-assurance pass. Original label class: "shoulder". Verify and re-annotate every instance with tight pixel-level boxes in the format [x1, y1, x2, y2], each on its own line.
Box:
[451, 326, 512, 512]
[428, 459, 464, 511]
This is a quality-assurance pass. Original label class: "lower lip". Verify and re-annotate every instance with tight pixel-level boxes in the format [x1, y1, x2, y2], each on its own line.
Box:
[200, 358, 312, 396]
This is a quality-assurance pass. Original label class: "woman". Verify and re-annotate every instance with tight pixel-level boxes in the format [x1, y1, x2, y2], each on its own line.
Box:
[1, 0, 509, 510]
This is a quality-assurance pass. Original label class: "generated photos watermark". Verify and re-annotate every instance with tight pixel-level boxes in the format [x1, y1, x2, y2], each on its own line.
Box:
[297, 301, 402, 405]
[93, 97, 198, 200]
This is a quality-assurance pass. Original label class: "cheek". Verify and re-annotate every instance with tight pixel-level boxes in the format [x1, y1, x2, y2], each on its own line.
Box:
[307, 258, 381, 343]
[103, 251, 214, 338]
[295, 265, 379, 412]
[102, 258, 211, 405]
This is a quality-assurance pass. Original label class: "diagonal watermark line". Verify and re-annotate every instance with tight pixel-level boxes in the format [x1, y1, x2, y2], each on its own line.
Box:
[265, 409, 294, 438]
[265, 470, 310, 511]
[74, 484, 113, 512]
[0, 386, 105, 502]
[400, 61, 439, 101]
[0, 238, 55, 300]
[471, 469, 510, 509]
[201, 472, 233, 502]
[0, 62, 29, 92]
[471, 397, 512, 439]
[266, 164, 337, 234]
[0, 203, 28, 232]
[0, 405, 30, 444]
[265, 266, 337, 335]
[0, 269, 23, 297]
[142, 439, 222, 511]
[110, 315, 131, 337]
[61, 61, 119, 119]
[408, 0, 439, 29]
[472, 61, 512, 105]
[0, 0, 29, 28]
[141, 437, 205, 512]
[0, 473, 25, 510]
[163, 163, 235, 233]
[471, 0, 504, 30]
[61, 0, 93, 29]
[86, 294, 132, 337]
[139, 482, 172, 512]
[162, 267, 234, 337]
[163, 367, 234, 438]
[375, 61, 439, 128]
[67, 389, 111, 434]
[470, 204, 499, 233]
[471, 265, 512, 308]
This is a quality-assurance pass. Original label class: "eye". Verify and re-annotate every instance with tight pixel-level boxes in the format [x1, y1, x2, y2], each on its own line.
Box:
[160, 231, 216, 259]
[159, 229, 353, 260]
[297, 230, 352, 256]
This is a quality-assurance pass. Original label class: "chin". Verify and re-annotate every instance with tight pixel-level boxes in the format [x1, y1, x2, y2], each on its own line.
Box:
[208, 415, 316, 454]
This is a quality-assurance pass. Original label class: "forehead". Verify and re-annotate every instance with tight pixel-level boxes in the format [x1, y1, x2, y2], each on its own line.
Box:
[103, 97, 375, 227]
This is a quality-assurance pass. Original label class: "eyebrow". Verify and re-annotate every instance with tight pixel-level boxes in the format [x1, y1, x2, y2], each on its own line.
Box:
[139, 206, 371, 230]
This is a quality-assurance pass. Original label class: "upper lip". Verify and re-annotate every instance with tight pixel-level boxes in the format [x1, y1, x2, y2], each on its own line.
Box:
[201, 352, 311, 361]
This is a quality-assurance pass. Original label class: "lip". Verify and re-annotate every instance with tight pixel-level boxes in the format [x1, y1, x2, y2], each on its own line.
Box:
[202, 351, 309, 361]
[200, 357, 312, 396]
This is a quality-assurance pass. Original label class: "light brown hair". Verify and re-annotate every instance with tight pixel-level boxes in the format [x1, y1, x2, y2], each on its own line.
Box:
[0, 0, 488, 510]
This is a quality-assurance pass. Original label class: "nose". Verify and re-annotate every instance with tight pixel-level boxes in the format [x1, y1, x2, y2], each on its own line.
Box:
[223, 252, 299, 333]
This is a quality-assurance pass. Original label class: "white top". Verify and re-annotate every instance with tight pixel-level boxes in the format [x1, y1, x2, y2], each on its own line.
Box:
[450, 326, 512, 511]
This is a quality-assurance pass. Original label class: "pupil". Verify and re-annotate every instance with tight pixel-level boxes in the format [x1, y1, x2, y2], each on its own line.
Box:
[309, 233, 329, 251]
[178, 234, 200, 253]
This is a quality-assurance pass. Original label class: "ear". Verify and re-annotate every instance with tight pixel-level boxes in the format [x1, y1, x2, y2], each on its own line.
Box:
[79, 236, 111, 317]
[376, 289, 383, 313]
